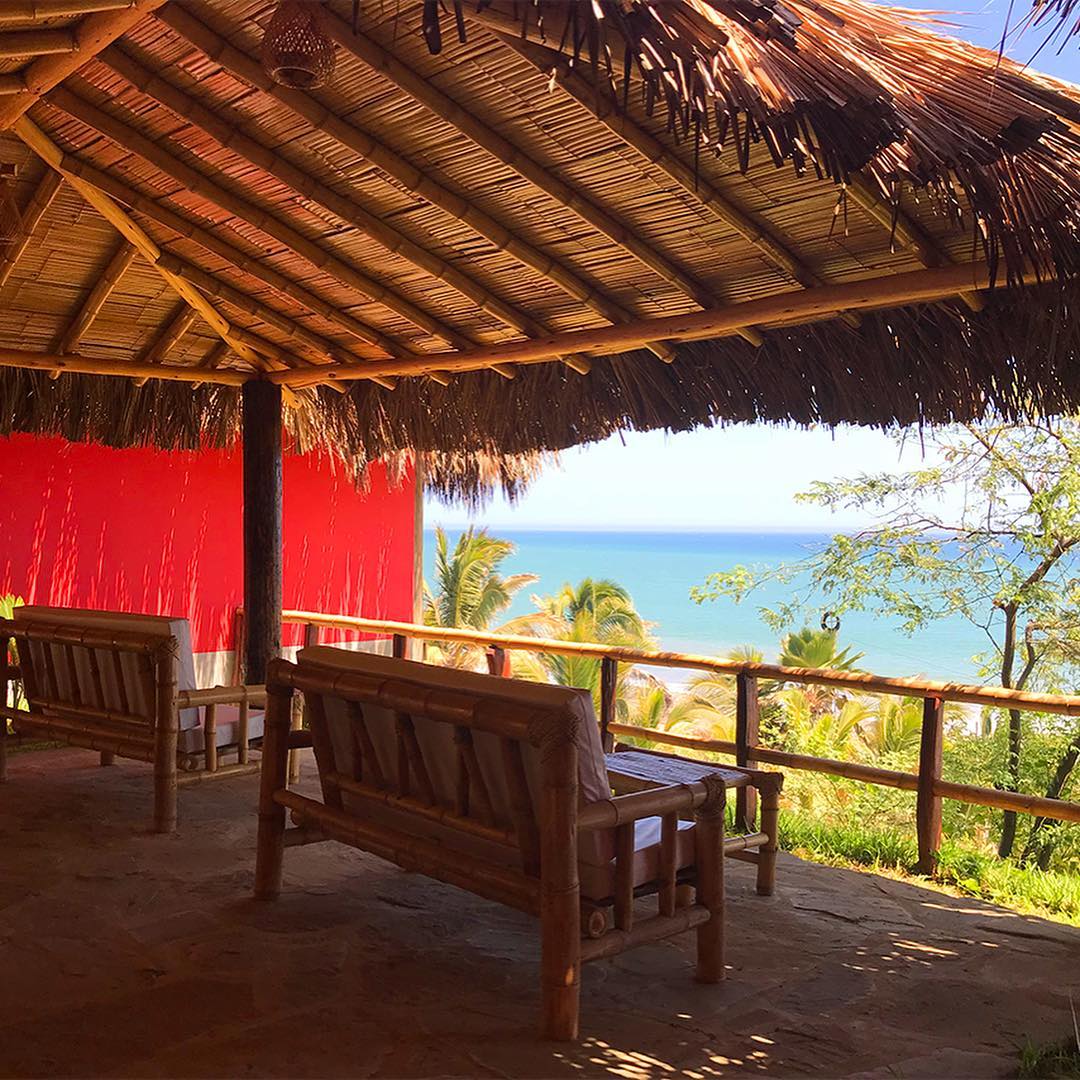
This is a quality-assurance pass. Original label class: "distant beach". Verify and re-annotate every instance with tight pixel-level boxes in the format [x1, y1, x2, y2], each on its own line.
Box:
[423, 528, 987, 684]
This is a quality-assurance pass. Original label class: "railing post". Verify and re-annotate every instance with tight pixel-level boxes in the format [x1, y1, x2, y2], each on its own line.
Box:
[232, 606, 246, 686]
[392, 633, 407, 660]
[735, 672, 760, 831]
[600, 657, 617, 753]
[916, 695, 945, 874]
[486, 645, 508, 677]
[303, 622, 319, 649]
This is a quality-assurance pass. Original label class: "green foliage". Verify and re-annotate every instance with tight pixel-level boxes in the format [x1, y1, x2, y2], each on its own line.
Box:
[422, 527, 536, 668]
[778, 627, 864, 671]
[1017, 1036, 1080, 1079]
[504, 578, 656, 717]
[2, 593, 24, 723]
[779, 814, 1080, 925]
[692, 421, 1080, 861]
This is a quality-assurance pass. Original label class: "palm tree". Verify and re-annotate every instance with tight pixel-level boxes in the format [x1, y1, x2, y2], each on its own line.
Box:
[504, 578, 655, 715]
[778, 627, 864, 670]
[422, 527, 536, 669]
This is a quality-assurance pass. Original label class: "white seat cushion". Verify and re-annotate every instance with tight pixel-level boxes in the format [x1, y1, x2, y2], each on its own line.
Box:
[176, 705, 265, 754]
[578, 816, 697, 901]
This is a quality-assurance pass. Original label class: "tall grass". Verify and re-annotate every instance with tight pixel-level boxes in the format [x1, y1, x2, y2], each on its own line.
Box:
[778, 813, 1080, 925]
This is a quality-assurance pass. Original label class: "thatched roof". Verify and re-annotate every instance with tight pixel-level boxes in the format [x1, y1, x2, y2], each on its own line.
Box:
[0, 0, 1077, 486]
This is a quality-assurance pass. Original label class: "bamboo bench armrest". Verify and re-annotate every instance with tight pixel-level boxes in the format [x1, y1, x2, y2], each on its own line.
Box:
[578, 781, 717, 831]
[177, 685, 267, 708]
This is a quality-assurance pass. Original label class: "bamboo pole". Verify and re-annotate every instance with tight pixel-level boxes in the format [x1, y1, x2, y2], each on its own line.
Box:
[0, 29, 75, 56]
[100, 44, 590, 374]
[538, 735, 580, 1041]
[0, 0, 163, 128]
[56, 239, 137, 354]
[915, 696, 945, 874]
[934, 778, 1080, 824]
[0, 74, 24, 94]
[156, 3, 676, 364]
[0, 167, 61, 288]
[694, 780, 725, 983]
[254, 680, 293, 900]
[140, 304, 197, 365]
[15, 115, 266, 371]
[51, 84, 477, 353]
[272, 262, 1032, 385]
[735, 672, 759, 831]
[0, 629, 9, 783]
[0, 344, 249, 384]
[580, 908, 711, 963]
[0, 1, 135, 21]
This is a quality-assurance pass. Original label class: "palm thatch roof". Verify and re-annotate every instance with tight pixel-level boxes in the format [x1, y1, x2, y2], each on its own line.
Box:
[0, 0, 1077, 490]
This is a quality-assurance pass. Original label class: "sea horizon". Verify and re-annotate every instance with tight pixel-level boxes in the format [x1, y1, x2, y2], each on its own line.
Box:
[422, 526, 989, 685]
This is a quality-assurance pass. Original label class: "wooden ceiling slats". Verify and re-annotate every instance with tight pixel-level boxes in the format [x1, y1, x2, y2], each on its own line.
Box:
[0, 164, 60, 287]
[97, 43, 592, 371]
[55, 236, 135, 353]
[156, 3, 679, 364]
[48, 83, 481, 353]
[0, 0, 163, 128]
[25, 135, 410, 357]
[324, 12, 740, 321]
[14, 113, 267, 372]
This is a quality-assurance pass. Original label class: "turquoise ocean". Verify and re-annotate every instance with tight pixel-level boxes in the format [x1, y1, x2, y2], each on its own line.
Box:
[423, 529, 987, 685]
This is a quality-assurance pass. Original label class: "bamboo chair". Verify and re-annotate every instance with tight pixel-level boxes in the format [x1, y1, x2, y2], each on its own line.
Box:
[255, 647, 783, 1040]
[0, 606, 266, 832]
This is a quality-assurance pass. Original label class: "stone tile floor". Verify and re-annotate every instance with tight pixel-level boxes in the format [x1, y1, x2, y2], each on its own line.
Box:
[1, 747, 1077, 1078]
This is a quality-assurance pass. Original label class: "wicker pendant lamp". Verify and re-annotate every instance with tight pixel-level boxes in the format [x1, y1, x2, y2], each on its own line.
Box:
[0, 164, 22, 246]
[261, 1, 336, 89]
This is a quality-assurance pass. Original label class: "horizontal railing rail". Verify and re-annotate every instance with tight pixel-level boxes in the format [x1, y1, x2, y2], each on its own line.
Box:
[238, 608, 1080, 874]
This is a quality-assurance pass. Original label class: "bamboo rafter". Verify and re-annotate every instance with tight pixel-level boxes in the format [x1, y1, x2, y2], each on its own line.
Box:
[0, 165, 60, 287]
[156, 3, 678, 364]
[0, 28, 74, 56]
[0, 0, 163, 128]
[140, 303, 196, 365]
[98, 45, 592, 375]
[35, 139, 410, 358]
[0, 1, 136, 22]
[323, 10, 764, 349]
[0, 343, 246, 383]
[49, 83, 478, 353]
[55, 238, 136, 353]
[0, 73, 23, 94]
[14, 114, 267, 371]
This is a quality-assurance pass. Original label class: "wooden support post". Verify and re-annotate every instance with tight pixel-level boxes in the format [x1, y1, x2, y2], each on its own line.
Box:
[539, 734, 580, 1041]
[485, 645, 507, 677]
[242, 381, 283, 685]
[600, 656, 617, 753]
[303, 622, 319, 649]
[254, 681, 293, 900]
[757, 779, 781, 896]
[391, 633, 407, 660]
[735, 672, 760, 831]
[916, 696, 945, 875]
[99, 750, 115, 767]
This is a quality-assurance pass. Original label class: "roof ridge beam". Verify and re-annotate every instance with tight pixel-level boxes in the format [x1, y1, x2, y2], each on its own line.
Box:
[270, 262, 1018, 386]
[0, 0, 164, 129]
[0, 165, 61, 288]
[55, 237, 136, 353]
[49, 82, 478, 352]
[155, 3, 675, 363]
[25, 138, 410, 358]
[98, 45, 588, 372]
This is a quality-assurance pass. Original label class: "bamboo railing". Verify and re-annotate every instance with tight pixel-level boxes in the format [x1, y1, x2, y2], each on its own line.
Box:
[237, 608, 1080, 875]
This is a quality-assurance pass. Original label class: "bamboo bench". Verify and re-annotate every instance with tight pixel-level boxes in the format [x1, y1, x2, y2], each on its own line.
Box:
[255, 646, 784, 1040]
[0, 606, 267, 832]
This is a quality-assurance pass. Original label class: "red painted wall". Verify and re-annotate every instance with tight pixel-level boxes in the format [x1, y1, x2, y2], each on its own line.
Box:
[0, 434, 416, 654]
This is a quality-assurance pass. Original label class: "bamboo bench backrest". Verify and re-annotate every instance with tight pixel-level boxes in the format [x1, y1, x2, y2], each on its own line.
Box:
[12, 606, 198, 730]
[293, 647, 612, 876]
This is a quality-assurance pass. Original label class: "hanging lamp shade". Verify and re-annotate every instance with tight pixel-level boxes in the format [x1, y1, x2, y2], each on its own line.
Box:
[0, 165, 21, 245]
[261, 1, 336, 89]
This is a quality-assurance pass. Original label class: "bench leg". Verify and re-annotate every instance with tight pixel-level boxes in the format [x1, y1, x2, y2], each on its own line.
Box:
[0, 719, 6, 783]
[99, 751, 115, 767]
[695, 783, 726, 983]
[255, 686, 292, 900]
[757, 785, 781, 897]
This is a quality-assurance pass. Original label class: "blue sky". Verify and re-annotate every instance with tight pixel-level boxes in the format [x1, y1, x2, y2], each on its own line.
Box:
[426, 3, 1079, 533]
